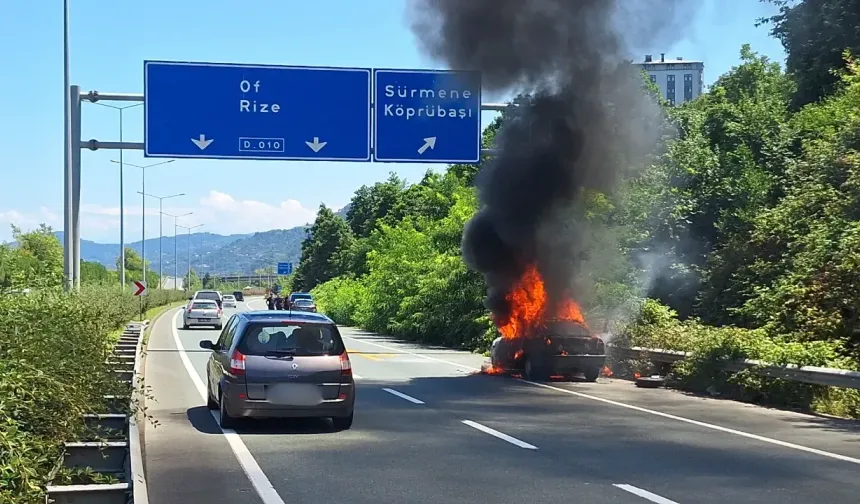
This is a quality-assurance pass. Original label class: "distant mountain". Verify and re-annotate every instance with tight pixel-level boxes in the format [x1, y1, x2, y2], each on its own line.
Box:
[44, 203, 351, 276]
[196, 227, 308, 275]
[53, 231, 250, 273]
[336, 204, 351, 219]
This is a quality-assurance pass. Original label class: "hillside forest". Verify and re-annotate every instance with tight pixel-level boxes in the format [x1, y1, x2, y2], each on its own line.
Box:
[290, 2, 860, 418]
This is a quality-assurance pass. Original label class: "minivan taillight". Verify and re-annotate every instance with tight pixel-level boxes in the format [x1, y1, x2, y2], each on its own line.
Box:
[340, 352, 352, 378]
[229, 350, 246, 376]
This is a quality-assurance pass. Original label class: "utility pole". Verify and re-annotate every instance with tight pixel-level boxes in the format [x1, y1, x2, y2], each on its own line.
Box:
[96, 102, 141, 287]
[164, 212, 192, 289]
[140, 191, 184, 288]
[177, 223, 203, 291]
[111, 159, 174, 285]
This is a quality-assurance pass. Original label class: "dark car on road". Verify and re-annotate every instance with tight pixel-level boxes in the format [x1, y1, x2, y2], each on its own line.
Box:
[288, 291, 313, 308]
[199, 311, 355, 430]
[233, 290, 245, 302]
[291, 298, 317, 313]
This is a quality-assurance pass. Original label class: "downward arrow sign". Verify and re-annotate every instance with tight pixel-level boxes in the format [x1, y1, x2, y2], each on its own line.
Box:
[191, 134, 213, 150]
[305, 137, 328, 153]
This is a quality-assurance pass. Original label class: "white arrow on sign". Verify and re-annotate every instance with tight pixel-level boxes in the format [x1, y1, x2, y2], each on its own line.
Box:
[417, 137, 437, 155]
[305, 137, 328, 152]
[191, 134, 213, 150]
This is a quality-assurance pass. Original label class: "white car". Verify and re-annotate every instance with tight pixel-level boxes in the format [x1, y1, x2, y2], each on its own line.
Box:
[183, 300, 222, 330]
[222, 294, 237, 308]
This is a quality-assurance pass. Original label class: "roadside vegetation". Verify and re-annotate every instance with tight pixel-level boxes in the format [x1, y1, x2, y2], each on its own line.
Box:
[292, 2, 860, 418]
[0, 226, 186, 503]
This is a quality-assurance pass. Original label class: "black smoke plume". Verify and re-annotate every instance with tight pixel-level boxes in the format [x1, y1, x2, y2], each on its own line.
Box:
[408, 0, 696, 327]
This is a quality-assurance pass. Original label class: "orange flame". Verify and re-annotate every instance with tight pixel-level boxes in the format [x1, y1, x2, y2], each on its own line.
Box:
[496, 263, 587, 339]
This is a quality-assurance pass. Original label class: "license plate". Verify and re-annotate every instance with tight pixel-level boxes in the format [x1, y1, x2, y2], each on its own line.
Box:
[267, 384, 322, 406]
[199, 318, 211, 322]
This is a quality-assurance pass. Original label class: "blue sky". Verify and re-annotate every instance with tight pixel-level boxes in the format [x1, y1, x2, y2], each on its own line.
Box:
[0, 1, 786, 244]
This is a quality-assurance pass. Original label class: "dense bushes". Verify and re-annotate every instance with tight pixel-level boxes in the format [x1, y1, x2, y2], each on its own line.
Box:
[0, 286, 186, 503]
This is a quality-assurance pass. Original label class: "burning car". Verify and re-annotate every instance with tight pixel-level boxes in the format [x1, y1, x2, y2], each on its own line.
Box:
[489, 319, 606, 381]
[483, 264, 607, 381]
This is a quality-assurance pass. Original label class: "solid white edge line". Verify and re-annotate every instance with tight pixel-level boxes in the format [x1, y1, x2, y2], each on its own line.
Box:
[613, 484, 680, 504]
[382, 387, 425, 404]
[461, 419, 538, 450]
[343, 334, 860, 466]
[169, 309, 287, 504]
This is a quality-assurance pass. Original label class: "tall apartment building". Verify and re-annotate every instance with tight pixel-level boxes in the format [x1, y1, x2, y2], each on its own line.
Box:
[635, 53, 704, 105]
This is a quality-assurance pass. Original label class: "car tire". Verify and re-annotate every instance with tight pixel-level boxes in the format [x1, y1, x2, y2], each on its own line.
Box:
[523, 355, 551, 382]
[182, 323, 189, 330]
[583, 366, 601, 383]
[331, 412, 354, 431]
[215, 325, 223, 330]
[218, 390, 238, 429]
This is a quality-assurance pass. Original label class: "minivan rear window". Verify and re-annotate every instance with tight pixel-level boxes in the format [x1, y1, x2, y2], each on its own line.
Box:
[290, 293, 313, 301]
[196, 292, 220, 301]
[237, 323, 344, 356]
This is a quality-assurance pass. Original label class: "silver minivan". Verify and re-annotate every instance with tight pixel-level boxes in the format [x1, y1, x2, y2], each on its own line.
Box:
[199, 311, 355, 430]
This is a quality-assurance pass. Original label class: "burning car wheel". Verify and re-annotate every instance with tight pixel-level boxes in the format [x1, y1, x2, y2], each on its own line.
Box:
[523, 354, 551, 381]
[582, 366, 600, 382]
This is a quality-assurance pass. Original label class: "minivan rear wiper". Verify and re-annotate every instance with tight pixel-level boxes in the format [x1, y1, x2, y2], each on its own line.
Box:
[264, 350, 297, 356]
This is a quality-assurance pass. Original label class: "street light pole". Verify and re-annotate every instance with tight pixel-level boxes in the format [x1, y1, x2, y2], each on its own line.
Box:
[63, 0, 72, 291]
[140, 191, 184, 288]
[110, 159, 174, 285]
[96, 102, 141, 288]
[178, 224, 203, 290]
[164, 212, 192, 290]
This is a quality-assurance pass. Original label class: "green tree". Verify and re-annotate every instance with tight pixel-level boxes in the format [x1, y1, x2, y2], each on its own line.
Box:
[759, 0, 860, 108]
[292, 204, 355, 291]
[9, 224, 64, 288]
[345, 173, 407, 238]
[183, 268, 201, 292]
[81, 260, 113, 285]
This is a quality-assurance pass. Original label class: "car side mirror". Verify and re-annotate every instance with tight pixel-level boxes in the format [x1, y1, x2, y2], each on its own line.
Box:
[199, 340, 216, 350]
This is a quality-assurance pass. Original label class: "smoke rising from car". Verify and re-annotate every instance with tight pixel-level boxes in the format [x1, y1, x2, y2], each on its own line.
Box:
[408, 0, 699, 325]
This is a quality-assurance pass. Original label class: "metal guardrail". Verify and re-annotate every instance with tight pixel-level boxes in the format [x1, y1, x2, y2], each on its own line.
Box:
[45, 320, 151, 504]
[128, 320, 150, 504]
[609, 345, 860, 390]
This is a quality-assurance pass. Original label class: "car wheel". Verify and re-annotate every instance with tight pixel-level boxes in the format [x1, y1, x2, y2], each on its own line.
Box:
[215, 325, 223, 330]
[583, 366, 601, 383]
[182, 323, 189, 330]
[523, 355, 551, 382]
[218, 390, 237, 429]
[331, 412, 354, 431]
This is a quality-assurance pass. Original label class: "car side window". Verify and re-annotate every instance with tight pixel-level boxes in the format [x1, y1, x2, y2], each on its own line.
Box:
[216, 316, 238, 349]
[221, 317, 241, 350]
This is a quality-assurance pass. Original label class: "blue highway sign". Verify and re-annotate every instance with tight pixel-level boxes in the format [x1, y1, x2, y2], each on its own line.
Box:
[277, 262, 293, 275]
[373, 69, 482, 164]
[144, 61, 372, 161]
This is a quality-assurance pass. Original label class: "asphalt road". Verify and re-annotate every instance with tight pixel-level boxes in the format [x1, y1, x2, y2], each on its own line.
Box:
[143, 298, 860, 504]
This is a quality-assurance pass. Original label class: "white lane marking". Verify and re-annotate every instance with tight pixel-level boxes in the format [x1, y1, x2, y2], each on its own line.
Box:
[169, 309, 286, 504]
[382, 388, 425, 404]
[343, 334, 860, 466]
[613, 484, 680, 504]
[461, 419, 538, 450]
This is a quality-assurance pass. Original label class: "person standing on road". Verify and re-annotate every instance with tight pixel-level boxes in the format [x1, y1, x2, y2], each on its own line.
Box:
[266, 293, 275, 310]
